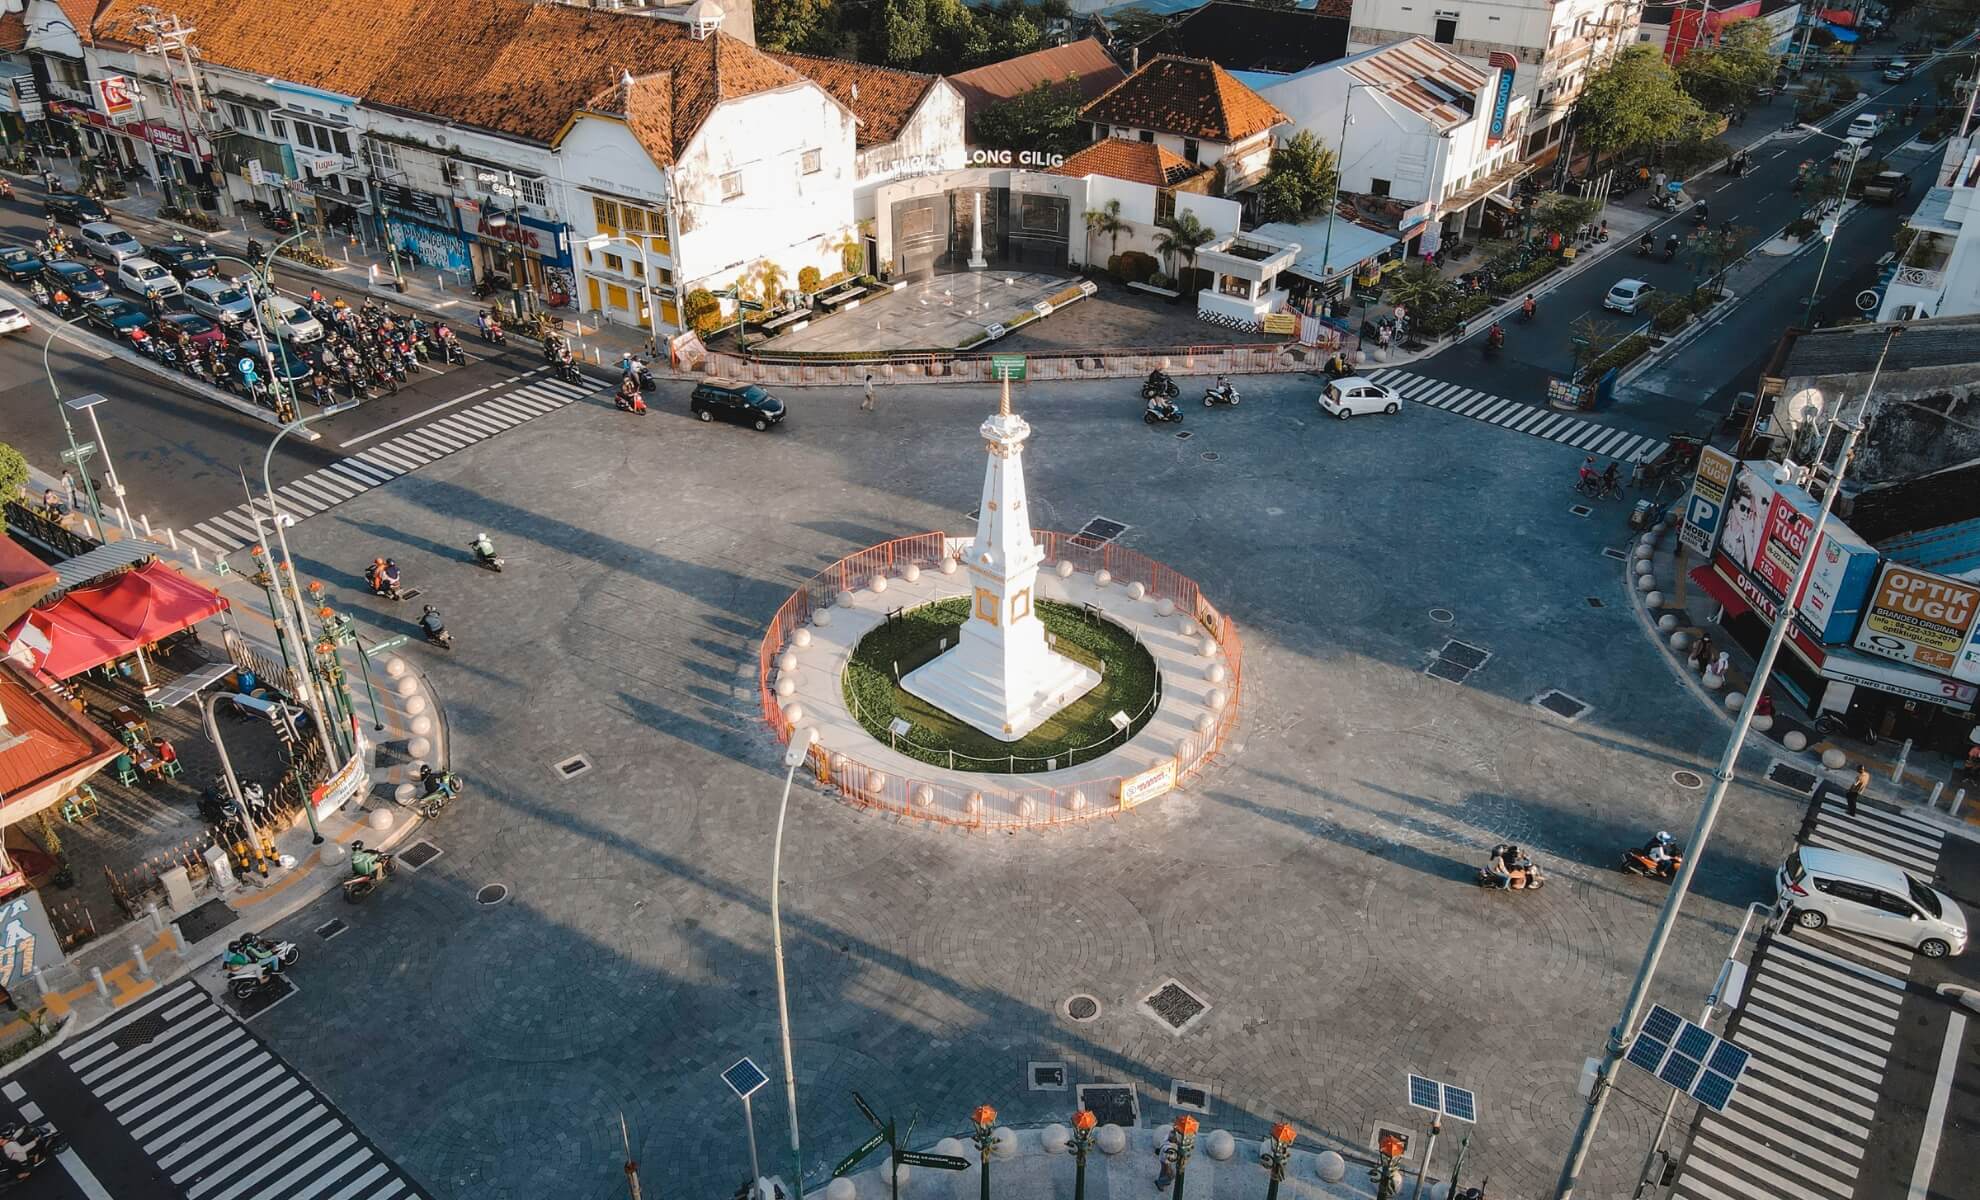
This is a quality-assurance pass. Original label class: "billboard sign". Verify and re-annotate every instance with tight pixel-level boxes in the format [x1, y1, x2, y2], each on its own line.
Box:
[1793, 527, 1879, 644]
[1852, 563, 1980, 675]
[1717, 464, 1775, 580]
[1487, 52, 1518, 146]
[1753, 489, 1815, 602]
[94, 74, 138, 124]
[1679, 447, 1736, 557]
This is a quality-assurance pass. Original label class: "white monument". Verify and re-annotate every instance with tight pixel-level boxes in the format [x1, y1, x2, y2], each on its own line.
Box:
[903, 381, 1099, 740]
[967, 191, 989, 271]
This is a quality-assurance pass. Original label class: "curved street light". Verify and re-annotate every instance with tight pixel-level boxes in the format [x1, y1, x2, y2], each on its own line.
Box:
[210, 229, 310, 418]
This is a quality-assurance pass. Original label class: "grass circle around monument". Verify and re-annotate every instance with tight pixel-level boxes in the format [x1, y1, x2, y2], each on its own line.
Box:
[842, 597, 1160, 773]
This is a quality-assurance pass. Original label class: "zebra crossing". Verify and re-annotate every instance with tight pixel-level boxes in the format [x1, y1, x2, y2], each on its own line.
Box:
[56, 979, 428, 1199]
[1361, 369, 1670, 463]
[177, 372, 596, 556]
[1670, 798, 1946, 1200]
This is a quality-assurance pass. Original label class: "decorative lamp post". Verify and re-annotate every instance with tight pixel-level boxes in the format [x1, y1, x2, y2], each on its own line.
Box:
[970, 1105, 997, 1200]
[1373, 1133, 1406, 1200]
[1260, 1122, 1296, 1200]
[1070, 1109, 1097, 1200]
[1167, 1115, 1199, 1200]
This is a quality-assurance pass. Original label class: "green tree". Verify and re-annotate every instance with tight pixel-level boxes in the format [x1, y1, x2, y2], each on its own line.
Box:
[1531, 192, 1603, 239]
[868, 0, 932, 69]
[1677, 19, 1781, 111]
[0, 439, 25, 504]
[972, 79, 1089, 156]
[1383, 262, 1448, 319]
[1082, 198, 1132, 267]
[1252, 130, 1340, 224]
[1568, 314, 1621, 373]
[1573, 46, 1709, 159]
[754, 0, 832, 52]
[1152, 211, 1214, 294]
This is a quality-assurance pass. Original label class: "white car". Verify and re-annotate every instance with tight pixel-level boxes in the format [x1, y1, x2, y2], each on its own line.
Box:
[1846, 112, 1885, 140]
[0, 300, 29, 334]
[259, 298, 324, 344]
[116, 257, 183, 302]
[1604, 278, 1657, 314]
[1319, 376, 1402, 419]
[185, 277, 255, 325]
[1776, 845, 1967, 958]
[77, 221, 144, 264]
[1833, 135, 1870, 165]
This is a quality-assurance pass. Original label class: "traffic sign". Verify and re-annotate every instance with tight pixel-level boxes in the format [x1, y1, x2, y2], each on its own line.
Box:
[59, 442, 97, 463]
[851, 1090, 882, 1129]
[362, 635, 409, 658]
[990, 353, 1026, 381]
[893, 1150, 970, 1171]
[831, 1128, 887, 1178]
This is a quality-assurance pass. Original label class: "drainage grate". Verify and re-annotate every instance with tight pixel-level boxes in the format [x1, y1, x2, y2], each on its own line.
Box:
[1170, 1081, 1211, 1114]
[1672, 770, 1706, 790]
[1438, 641, 1492, 670]
[1533, 689, 1592, 722]
[175, 897, 239, 944]
[1428, 608, 1455, 623]
[1200, 451, 1220, 462]
[1587, 597, 1606, 608]
[112, 1012, 169, 1052]
[1175, 430, 1193, 440]
[1141, 979, 1211, 1034]
[1425, 658, 1473, 684]
[315, 918, 348, 941]
[1030, 1062, 1069, 1091]
[1569, 504, 1594, 518]
[228, 973, 297, 1021]
[1077, 517, 1129, 543]
[476, 883, 509, 906]
[1076, 1083, 1139, 1129]
[1602, 547, 1630, 561]
[552, 754, 593, 782]
[398, 840, 443, 871]
[1065, 994, 1100, 1022]
[1768, 762, 1820, 794]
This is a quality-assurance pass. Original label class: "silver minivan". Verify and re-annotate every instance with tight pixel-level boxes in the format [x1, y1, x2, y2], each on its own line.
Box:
[1776, 845, 1968, 958]
[77, 221, 144, 264]
[184, 277, 255, 325]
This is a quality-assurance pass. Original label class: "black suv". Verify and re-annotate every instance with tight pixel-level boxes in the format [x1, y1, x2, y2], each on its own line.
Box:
[148, 243, 219, 282]
[45, 193, 109, 225]
[42, 259, 110, 303]
[690, 378, 785, 431]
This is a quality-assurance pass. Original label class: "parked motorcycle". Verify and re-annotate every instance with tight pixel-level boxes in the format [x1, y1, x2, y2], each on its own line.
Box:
[1201, 381, 1240, 407]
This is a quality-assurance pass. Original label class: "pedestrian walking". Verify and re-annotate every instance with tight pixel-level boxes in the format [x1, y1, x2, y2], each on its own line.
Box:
[62, 469, 77, 511]
[1845, 764, 1869, 816]
[860, 373, 876, 412]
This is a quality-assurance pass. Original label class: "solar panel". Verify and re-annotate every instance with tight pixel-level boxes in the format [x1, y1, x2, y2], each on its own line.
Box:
[1441, 1086, 1477, 1123]
[1692, 1071, 1739, 1113]
[1706, 1041, 1751, 1080]
[1625, 1034, 1669, 1074]
[1674, 1022, 1715, 1061]
[721, 1057, 769, 1099]
[1407, 1075, 1442, 1113]
[1641, 1005, 1684, 1044]
[1658, 1052, 1702, 1092]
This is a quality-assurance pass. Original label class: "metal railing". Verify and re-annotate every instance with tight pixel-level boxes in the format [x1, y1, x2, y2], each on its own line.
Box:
[707, 342, 1316, 387]
[759, 532, 1243, 827]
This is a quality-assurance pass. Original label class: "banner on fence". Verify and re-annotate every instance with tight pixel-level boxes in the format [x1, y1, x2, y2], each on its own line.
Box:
[310, 751, 369, 820]
[1119, 760, 1177, 808]
[0, 891, 65, 989]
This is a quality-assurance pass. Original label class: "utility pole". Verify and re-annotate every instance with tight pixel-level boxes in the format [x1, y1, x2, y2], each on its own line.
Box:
[132, 6, 222, 216]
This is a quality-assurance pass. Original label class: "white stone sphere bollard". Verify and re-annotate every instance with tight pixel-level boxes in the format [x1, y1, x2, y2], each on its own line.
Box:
[1097, 1125, 1128, 1155]
[395, 675, 419, 698]
[1195, 713, 1215, 735]
[404, 694, 428, 717]
[1199, 636, 1219, 658]
[870, 574, 888, 594]
[394, 782, 417, 804]
[966, 791, 984, 815]
[1095, 570, 1112, 586]
[782, 703, 805, 725]
[1208, 688, 1229, 711]
[1671, 631, 1692, 651]
[1207, 663, 1227, 683]
[936, 1138, 968, 1158]
[1057, 560, 1074, 578]
[1068, 789, 1087, 812]
[1784, 731, 1808, 751]
[813, 609, 833, 627]
[1017, 796, 1037, 819]
[407, 736, 432, 759]
[1725, 692, 1745, 711]
[914, 785, 933, 808]
[1638, 533, 1656, 549]
[1041, 1125, 1070, 1154]
[382, 656, 408, 680]
[776, 677, 796, 698]
[319, 840, 346, 865]
[800, 727, 820, 745]
[793, 628, 813, 648]
[1204, 1130, 1235, 1161]
[1822, 748, 1848, 769]
[941, 557, 959, 575]
[883, 1160, 911, 1189]
[826, 1179, 856, 1200]
[1637, 574, 1657, 593]
[835, 589, 855, 608]
[1658, 614, 1680, 631]
[903, 563, 920, 582]
[865, 770, 887, 794]
[1754, 714, 1774, 733]
[1646, 591, 1664, 607]
[831, 754, 850, 775]
[1703, 672, 1724, 690]
[1180, 619, 1201, 637]
[1315, 1151, 1347, 1182]
[779, 651, 798, 672]
[409, 715, 432, 737]
[994, 1127, 1018, 1155]
[1126, 582, 1146, 600]
[367, 808, 395, 831]
[1155, 597, 1175, 616]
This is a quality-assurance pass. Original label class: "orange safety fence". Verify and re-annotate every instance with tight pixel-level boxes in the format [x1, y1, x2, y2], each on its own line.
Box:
[758, 531, 1244, 828]
[706, 342, 1326, 388]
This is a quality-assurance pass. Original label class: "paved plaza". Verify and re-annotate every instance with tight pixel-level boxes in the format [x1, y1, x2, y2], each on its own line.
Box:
[766, 271, 1076, 352]
[240, 374, 1816, 1200]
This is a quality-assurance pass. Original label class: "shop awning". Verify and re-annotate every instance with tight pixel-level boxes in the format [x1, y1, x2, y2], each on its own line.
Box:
[51, 542, 157, 591]
[4, 599, 130, 679]
[1689, 564, 1748, 616]
[65, 561, 228, 643]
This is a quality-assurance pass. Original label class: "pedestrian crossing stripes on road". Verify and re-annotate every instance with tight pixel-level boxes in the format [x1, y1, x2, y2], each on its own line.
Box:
[59, 980, 428, 1200]
[177, 374, 595, 556]
[1361, 370, 1670, 463]
[1669, 802, 1945, 1200]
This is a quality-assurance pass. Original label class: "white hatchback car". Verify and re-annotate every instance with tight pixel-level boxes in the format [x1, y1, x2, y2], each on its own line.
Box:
[0, 300, 29, 334]
[259, 297, 324, 344]
[1604, 278, 1657, 314]
[1320, 376, 1401, 419]
[1776, 845, 1968, 958]
[116, 257, 183, 302]
[1847, 112, 1885, 140]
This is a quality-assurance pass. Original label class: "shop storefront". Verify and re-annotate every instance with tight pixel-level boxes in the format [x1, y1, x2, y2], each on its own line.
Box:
[456, 203, 574, 308]
[375, 182, 471, 275]
[47, 99, 215, 209]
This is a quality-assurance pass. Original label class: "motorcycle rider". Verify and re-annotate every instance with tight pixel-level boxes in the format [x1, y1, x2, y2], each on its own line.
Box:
[1145, 392, 1179, 421]
[1210, 374, 1234, 402]
[1638, 232, 1654, 256]
[1143, 366, 1175, 398]
[418, 604, 446, 640]
[471, 532, 498, 566]
[1521, 294, 1537, 321]
[348, 840, 384, 886]
[419, 763, 459, 800]
[1577, 455, 1599, 490]
[1664, 233, 1680, 260]
[615, 374, 643, 409]
[1487, 843, 1518, 890]
[1486, 322, 1505, 351]
[2, 1124, 45, 1169]
[1642, 830, 1678, 874]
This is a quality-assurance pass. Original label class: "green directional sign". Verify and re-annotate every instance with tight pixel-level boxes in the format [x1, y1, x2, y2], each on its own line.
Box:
[59, 442, 97, 463]
[989, 354, 1026, 381]
[851, 1090, 882, 1129]
[833, 1127, 888, 1178]
[363, 635, 410, 658]
[894, 1150, 970, 1171]
[738, 299, 766, 313]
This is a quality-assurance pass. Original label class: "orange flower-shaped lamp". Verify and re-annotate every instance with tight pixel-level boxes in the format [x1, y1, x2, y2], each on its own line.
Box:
[1173, 1115, 1199, 1138]
[973, 1105, 998, 1129]
[1270, 1122, 1296, 1146]
[1072, 1110, 1097, 1132]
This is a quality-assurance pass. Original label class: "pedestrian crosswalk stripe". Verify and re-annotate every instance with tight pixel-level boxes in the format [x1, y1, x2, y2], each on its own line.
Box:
[275, 485, 328, 513]
[468, 405, 526, 429]
[1686, 1137, 1852, 1200]
[1816, 800, 1943, 849]
[1369, 369, 1678, 461]
[1733, 1072, 1874, 1134]
[1763, 949, 1904, 1011]
[1699, 1116, 1862, 1184]
[158, 1080, 306, 1170]
[1748, 981, 1897, 1044]
[1809, 825, 1938, 872]
[188, 525, 237, 553]
[397, 430, 462, 454]
[206, 512, 261, 541]
[333, 461, 391, 487]
[1738, 1007, 1888, 1080]
[301, 470, 363, 498]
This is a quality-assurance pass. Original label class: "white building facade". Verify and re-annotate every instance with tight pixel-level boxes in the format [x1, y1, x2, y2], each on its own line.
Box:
[1879, 138, 1980, 323]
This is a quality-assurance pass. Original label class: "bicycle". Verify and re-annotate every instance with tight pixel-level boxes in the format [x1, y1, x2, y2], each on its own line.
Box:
[1575, 472, 1625, 500]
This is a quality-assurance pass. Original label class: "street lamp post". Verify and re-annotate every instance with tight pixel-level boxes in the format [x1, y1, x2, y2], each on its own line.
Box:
[1321, 81, 1390, 311]
[214, 231, 309, 418]
[1796, 123, 1863, 327]
[585, 233, 656, 341]
[42, 329, 106, 533]
[770, 738, 812, 1195]
[1551, 324, 1904, 1199]
[65, 394, 134, 534]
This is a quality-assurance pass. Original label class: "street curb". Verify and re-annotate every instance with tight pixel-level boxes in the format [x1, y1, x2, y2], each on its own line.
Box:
[1615, 289, 1743, 390]
[0, 1011, 79, 1081]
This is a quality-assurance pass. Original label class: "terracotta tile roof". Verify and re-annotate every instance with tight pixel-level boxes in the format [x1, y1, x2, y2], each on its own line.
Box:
[1048, 137, 1209, 187]
[1081, 55, 1287, 143]
[1310, 0, 1352, 16]
[0, 657, 120, 807]
[87, 0, 807, 164]
[946, 37, 1127, 123]
[770, 52, 940, 148]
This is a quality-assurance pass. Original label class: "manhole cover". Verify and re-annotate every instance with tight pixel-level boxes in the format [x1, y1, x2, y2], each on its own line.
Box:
[1200, 451, 1220, 462]
[398, 840, 443, 870]
[315, 918, 348, 941]
[1768, 762, 1820, 794]
[476, 883, 509, 906]
[1569, 504, 1593, 518]
[1171, 1081, 1211, 1113]
[1602, 547, 1630, 561]
[1587, 597, 1607, 608]
[1672, 770, 1706, 789]
[1428, 608, 1455, 623]
[1076, 1083, 1139, 1128]
[1175, 430, 1193, 440]
[1029, 1062, 1068, 1091]
[1534, 689, 1592, 721]
[175, 897, 239, 944]
[1141, 979, 1211, 1033]
[227, 973, 297, 1021]
[1065, 994, 1100, 1021]
[111, 1012, 169, 1052]
[552, 754, 593, 782]
[1425, 658, 1472, 684]
[1438, 640, 1492, 670]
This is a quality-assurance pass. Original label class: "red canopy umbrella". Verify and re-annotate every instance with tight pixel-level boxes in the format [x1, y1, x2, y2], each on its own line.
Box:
[65, 561, 228, 643]
[3, 599, 131, 680]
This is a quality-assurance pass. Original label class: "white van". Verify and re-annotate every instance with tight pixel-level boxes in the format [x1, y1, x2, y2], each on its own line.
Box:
[1776, 845, 1967, 958]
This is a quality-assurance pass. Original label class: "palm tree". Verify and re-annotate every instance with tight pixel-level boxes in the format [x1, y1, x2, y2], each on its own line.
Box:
[1082, 199, 1131, 269]
[755, 259, 788, 311]
[1383, 262, 1447, 317]
[1153, 212, 1214, 295]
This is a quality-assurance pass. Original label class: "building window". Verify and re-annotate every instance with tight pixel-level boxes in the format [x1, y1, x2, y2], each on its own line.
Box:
[1434, 15, 1457, 43]
[1183, 138, 1199, 163]
[594, 197, 619, 233]
[621, 206, 646, 235]
[441, 159, 462, 188]
[225, 101, 246, 129]
[1370, 178, 1391, 197]
[270, 115, 287, 138]
[720, 171, 743, 200]
[369, 141, 399, 174]
[1138, 130, 1155, 144]
[1156, 187, 1176, 223]
[518, 177, 548, 206]
[800, 148, 822, 175]
[603, 253, 625, 272]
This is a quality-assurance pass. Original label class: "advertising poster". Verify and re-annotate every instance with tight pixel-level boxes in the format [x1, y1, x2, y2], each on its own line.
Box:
[1793, 528, 1880, 644]
[0, 892, 65, 989]
[1753, 490, 1814, 601]
[1718, 465, 1775, 579]
[1679, 447, 1736, 557]
[1853, 563, 1980, 674]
